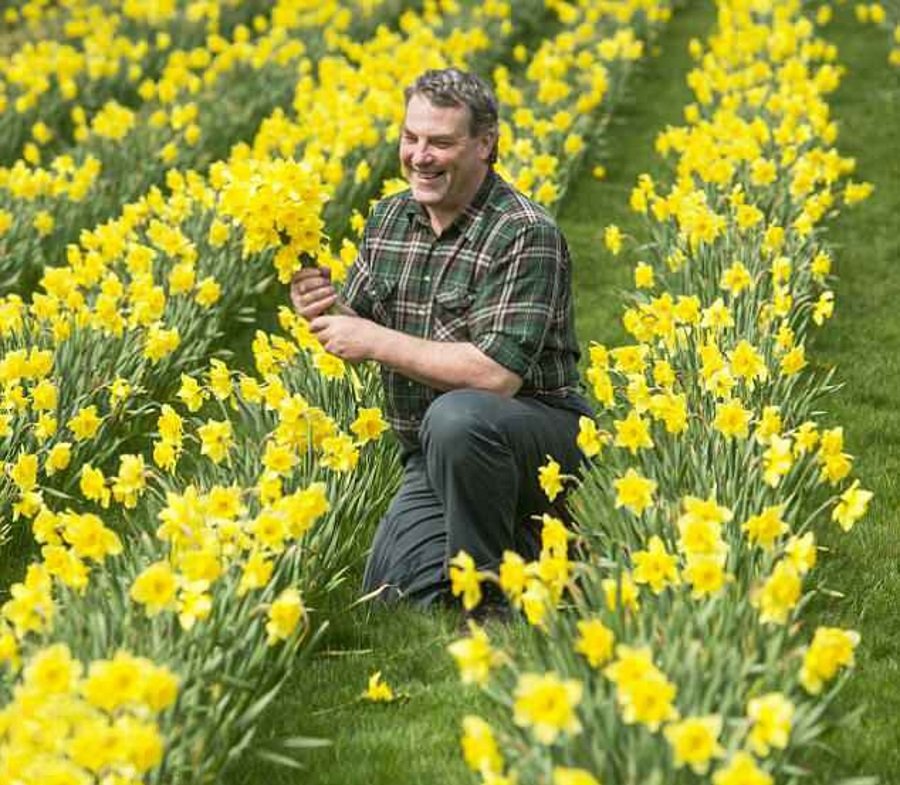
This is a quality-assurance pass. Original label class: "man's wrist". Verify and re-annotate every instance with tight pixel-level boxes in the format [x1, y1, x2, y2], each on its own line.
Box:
[366, 321, 391, 364]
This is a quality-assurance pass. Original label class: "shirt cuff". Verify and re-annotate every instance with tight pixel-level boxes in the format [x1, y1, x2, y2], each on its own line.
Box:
[474, 332, 533, 378]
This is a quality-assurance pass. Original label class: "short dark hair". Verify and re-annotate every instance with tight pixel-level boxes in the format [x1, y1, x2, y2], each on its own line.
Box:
[404, 68, 499, 164]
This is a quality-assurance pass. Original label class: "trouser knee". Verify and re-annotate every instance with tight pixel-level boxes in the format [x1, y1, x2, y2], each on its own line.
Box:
[419, 389, 504, 460]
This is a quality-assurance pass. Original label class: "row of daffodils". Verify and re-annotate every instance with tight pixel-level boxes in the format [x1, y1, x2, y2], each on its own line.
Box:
[0, 0, 676, 781]
[0, 0, 412, 291]
[0, 0, 527, 780]
[448, 1, 874, 784]
[0, 0, 533, 539]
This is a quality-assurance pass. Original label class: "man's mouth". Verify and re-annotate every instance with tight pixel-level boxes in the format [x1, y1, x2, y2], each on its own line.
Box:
[413, 170, 443, 181]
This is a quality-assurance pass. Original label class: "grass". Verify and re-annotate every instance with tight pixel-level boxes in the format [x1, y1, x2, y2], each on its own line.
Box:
[800, 8, 900, 784]
[226, 601, 476, 784]
[2, 3, 895, 784]
[226, 2, 720, 782]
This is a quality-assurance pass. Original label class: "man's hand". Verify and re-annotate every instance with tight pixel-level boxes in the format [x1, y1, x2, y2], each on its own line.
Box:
[310, 315, 384, 363]
[291, 266, 338, 322]
[309, 312, 522, 398]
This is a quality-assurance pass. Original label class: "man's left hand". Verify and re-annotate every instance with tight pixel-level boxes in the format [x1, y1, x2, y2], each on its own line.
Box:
[309, 315, 383, 363]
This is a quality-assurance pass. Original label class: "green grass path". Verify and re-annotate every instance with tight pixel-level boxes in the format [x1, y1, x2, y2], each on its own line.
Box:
[804, 9, 900, 784]
[229, 3, 719, 783]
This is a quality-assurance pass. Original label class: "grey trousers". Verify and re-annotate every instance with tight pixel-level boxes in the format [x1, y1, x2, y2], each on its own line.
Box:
[361, 389, 589, 607]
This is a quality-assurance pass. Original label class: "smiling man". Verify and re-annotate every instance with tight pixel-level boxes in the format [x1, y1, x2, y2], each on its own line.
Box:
[291, 68, 592, 611]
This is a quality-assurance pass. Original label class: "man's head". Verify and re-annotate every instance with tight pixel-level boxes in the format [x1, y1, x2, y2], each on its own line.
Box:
[400, 69, 499, 223]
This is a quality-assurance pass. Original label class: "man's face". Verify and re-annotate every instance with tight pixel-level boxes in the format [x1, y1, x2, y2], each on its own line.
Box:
[400, 93, 493, 216]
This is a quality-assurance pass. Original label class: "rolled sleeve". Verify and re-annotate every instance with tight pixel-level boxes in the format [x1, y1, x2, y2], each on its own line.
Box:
[468, 221, 563, 378]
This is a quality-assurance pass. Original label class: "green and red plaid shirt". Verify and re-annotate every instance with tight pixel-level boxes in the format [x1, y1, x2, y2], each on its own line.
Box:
[340, 170, 591, 449]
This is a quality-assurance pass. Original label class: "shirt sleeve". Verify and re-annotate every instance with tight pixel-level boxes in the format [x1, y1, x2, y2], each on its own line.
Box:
[468, 220, 565, 378]
[338, 223, 374, 320]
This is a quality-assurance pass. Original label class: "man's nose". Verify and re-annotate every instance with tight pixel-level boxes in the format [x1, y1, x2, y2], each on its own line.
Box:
[411, 143, 433, 165]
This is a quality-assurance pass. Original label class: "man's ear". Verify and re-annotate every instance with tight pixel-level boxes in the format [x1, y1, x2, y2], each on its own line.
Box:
[478, 130, 497, 162]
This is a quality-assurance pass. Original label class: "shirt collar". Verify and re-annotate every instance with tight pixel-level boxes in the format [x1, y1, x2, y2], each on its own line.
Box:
[405, 169, 498, 240]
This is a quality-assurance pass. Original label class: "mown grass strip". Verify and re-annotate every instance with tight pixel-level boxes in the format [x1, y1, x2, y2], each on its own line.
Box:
[805, 4, 900, 782]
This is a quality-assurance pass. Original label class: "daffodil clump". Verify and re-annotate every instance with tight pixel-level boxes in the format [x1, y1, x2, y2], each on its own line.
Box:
[0, 0, 408, 288]
[449, 1, 873, 782]
[0, 641, 179, 784]
[0, 325, 397, 779]
[494, 0, 673, 209]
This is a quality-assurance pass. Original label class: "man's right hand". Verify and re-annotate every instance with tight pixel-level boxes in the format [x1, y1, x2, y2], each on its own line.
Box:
[291, 266, 339, 322]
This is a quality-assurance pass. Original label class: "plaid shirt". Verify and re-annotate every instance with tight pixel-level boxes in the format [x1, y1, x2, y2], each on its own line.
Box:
[340, 170, 591, 449]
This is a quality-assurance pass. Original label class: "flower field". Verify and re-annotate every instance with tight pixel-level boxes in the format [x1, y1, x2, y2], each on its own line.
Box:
[1, 1, 897, 784]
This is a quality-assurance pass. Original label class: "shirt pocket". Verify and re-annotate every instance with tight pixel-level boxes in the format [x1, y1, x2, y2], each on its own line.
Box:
[432, 284, 473, 342]
[366, 275, 397, 327]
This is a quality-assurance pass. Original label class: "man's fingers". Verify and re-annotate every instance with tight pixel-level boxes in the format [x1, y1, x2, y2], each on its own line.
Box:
[293, 278, 335, 302]
[309, 315, 331, 334]
[302, 288, 337, 311]
[291, 271, 337, 323]
[303, 281, 337, 300]
[299, 294, 338, 321]
[292, 267, 331, 286]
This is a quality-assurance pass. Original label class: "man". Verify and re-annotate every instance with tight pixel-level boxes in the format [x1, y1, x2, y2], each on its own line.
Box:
[291, 68, 592, 609]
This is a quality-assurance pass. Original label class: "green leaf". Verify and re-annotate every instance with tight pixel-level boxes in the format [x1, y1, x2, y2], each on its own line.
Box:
[234, 677, 287, 732]
[253, 750, 307, 770]
[830, 779, 879, 785]
[280, 735, 333, 750]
